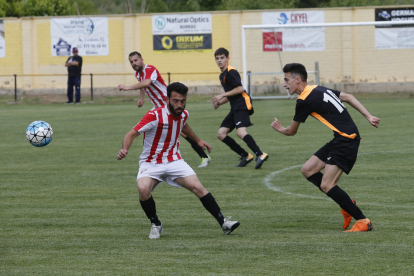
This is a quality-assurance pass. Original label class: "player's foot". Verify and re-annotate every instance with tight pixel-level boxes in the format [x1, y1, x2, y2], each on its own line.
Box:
[198, 155, 211, 168]
[222, 217, 240, 235]
[341, 199, 356, 229]
[149, 223, 163, 239]
[255, 152, 269, 169]
[64, 101, 73, 104]
[235, 153, 254, 167]
[344, 218, 373, 232]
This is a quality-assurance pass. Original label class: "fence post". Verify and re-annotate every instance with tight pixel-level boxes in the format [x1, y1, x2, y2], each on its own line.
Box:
[168, 72, 170, 85]
[90, 73, 93, 101]
[315, 62, 319, 85]
[14, 74, 17, 102]
[247, 71, 251, 97]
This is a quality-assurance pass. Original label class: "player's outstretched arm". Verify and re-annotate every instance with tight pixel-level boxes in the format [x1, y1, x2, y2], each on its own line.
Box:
[118, 79, 152, 91]
[181, 123, 212, 153]
[271, 118, 300, 136]
[117, 129, 140, 160]
[339, 92, 380, 128]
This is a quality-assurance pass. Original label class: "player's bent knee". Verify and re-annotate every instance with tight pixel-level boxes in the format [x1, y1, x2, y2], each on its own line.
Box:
[217, 133, 225, 141]
[301, 165, 312, 178]
[192, 183, 208, 198]
[137, 183, 152, 200]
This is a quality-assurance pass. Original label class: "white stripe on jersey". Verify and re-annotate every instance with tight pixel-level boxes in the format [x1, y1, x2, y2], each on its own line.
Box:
[135, 65, 168, 108]
[134, 106, 188, 164]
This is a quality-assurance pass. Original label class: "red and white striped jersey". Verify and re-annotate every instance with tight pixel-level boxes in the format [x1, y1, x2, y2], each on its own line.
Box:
[135, 64, 168, 108]
[133, 105, 189, 164]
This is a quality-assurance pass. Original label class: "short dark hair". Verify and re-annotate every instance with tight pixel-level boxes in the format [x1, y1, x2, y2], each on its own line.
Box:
[167, 82, 188, 98]
[214, 47, 229, 57]
[129, 51, 142, 59]
[283, 63, 307, 82]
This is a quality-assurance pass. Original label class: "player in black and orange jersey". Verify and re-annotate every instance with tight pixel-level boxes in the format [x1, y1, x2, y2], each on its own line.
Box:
[212, 48, 268, 169]
[271, 63, 380, 232]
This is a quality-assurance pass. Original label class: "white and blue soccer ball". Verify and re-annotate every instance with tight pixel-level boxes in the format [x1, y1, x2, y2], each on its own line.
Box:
[26, 121, 53, 147]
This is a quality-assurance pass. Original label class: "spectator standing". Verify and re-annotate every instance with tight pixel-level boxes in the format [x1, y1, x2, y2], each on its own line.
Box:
[65, 47, 82, 104]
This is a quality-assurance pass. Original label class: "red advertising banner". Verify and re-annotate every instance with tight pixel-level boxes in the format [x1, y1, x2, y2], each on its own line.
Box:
[263, 32, 283, 52]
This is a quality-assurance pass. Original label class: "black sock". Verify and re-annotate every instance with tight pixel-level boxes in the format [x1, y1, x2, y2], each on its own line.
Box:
[140, 196, 161, 226]
[242, 134, 263, 156]
[222, 136, 248, 157]
[185, 137, 208, 158]
[306, 172, 323, 191]
[200, 192, 225, 226]
[326, 186, 366, 220]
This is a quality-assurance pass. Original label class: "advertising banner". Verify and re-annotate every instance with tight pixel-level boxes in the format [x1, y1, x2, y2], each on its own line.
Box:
[262, 11, 325, 52]
[51, 17, 108, 56]
[152, 14, 212, 53]
[0, 20, 5, 58]
[153, 34, 211, 51]
[375, 8, 414, 49]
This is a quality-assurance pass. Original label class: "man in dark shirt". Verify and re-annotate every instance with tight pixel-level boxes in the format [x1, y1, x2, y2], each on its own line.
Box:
[271, 63, 380, 232]
[65, 47, 83, 104]
[212, 48, 268, 169]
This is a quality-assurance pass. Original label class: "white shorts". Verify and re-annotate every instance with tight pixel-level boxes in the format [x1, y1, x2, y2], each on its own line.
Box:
[137, 159, 196, 190]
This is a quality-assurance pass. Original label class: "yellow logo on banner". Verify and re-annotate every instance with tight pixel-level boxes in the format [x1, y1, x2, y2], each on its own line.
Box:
[176, 36, 204, 43]
[162, 36, 173, 50]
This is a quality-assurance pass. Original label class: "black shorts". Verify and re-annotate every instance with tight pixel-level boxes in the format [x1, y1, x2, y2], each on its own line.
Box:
[314, 135, 360, 174]
[220, 109, 253, 132]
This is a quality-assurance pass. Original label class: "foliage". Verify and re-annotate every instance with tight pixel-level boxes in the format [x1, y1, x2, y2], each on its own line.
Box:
[2, 0, 76, 17]
[70, 0, 100, 15]
[22, 0, 75, 16]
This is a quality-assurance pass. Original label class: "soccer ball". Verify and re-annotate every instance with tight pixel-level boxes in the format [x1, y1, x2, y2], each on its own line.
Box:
[26, 121, 53, 147]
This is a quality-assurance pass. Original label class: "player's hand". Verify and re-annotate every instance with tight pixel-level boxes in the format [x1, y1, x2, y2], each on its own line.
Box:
[117, 149, 128, 160]
[212, 100, 220, 110]
[118, 84, 127, 91]
[211, 95, 223, 105]
[368, 116, 380, 128]
[198, 140, 212, 153]
[137, 99, 144, 108]
[271, 117, 283, 132]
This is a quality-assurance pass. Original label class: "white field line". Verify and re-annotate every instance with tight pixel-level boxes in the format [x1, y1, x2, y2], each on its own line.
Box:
[263, 152, 413, 209]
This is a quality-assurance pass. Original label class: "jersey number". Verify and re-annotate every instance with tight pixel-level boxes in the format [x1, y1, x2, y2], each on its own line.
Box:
[323, 90, 346, 113]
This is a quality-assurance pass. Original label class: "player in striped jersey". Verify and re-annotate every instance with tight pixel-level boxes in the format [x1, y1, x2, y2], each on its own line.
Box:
[117, 82, 240, 239]
[271, 63, 380, 232]
[118, 51, 211, 168]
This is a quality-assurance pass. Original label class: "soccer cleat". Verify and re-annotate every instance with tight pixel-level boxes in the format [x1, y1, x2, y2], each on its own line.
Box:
[198, 155, 211, 168]
[255, 152, 269, 169]
[341, 199, 356, 229]
[344, 218, 373, 232]
[222, 216, 240, 235]
[149, 223, 163, 239]
[235, 153, 254, 167]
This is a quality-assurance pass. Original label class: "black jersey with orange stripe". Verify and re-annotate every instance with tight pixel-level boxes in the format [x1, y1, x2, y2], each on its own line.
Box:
[293, 85, 360, 139]
[220, 66, 254, 115]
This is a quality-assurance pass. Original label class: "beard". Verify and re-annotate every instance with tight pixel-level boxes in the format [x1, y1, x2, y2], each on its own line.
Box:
[135, 65, 143, 72]
[169, 101, 185, 117]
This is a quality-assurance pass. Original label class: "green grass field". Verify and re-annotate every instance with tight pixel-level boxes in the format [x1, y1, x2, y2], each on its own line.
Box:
[1, 97, 413, 275]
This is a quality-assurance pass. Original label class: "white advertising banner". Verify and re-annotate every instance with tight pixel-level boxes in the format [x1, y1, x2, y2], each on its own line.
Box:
[51, 17, 108, 56]
[375, 8, 414, 49]
[262, 11, 325, 52]
[152, 13, 212, 35]
[0, 20, 5, 58]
